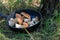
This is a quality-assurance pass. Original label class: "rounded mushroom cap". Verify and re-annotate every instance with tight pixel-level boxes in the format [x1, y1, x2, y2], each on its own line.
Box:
[21, 12, 31, 19]
[23, 22, 28, 28]
[16, 13, 23, 25]
[16, 17, 23, 25]
[16, 13, 21, 18]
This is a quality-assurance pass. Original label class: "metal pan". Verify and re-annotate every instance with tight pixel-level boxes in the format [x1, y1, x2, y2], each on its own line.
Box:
[0, 9, 42, 32]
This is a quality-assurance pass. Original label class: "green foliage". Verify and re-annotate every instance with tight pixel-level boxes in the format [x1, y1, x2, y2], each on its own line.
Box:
[0, 0, 60, 40]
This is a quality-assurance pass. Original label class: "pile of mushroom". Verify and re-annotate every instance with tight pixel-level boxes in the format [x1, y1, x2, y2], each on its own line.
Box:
[8, 12, 39, 28]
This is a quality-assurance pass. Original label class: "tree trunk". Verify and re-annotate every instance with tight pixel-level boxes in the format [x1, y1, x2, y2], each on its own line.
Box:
[41, 0, 59, 18]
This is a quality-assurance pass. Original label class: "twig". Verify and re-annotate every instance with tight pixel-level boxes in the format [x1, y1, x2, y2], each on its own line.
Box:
[24, 28, 35, 40]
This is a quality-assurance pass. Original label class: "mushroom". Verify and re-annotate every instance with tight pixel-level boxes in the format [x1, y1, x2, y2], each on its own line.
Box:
[24, 18, 31, 22]
[16, 13, 21, 18]
[21, 12, 31, 19]
[23, 22, 28, 28]
[8, 18, 15, 27]
[15, 23, 24, 28]
[16, 13, 23, 25]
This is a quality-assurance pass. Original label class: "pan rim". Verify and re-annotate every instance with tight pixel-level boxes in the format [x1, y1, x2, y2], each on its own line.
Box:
[7, 9, 42, 29]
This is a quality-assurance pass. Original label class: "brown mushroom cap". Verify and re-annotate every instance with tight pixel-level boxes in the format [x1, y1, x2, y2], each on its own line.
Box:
[21, 12, 31, 19]
[23, 22, 28, 28]
[16, 13, 23, 25]
[16, 13, 21, 18]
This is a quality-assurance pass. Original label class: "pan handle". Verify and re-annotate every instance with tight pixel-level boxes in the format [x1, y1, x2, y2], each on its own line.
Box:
[0, 13, 7, 19]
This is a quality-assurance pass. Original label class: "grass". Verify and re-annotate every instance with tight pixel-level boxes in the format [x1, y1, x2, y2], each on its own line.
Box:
[0, 10, 59, 40]
[0, 0, 60, 40]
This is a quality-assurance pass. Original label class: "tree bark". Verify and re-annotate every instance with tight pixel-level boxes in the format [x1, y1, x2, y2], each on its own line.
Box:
[41, 0, 59, 18]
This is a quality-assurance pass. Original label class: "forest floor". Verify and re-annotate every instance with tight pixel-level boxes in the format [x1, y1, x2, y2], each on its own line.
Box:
[0, 0, 60, 40]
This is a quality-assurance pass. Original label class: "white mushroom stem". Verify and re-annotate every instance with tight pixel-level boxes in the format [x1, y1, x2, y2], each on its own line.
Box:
[15, 24, 24, 28]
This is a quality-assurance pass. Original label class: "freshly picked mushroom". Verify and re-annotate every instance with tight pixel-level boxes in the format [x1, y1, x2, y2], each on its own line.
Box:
[21, 12, 31, 19]
[15, 23, 24, 28]
[8, 18, 16, 27]
[16, 13, 23, 25]
[15, 13, 29, 28]
[8, 12, 39, 28]
[16, 13, 21, 18]
[24, 18, 31, 22]
[23, 22, 29, 28]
